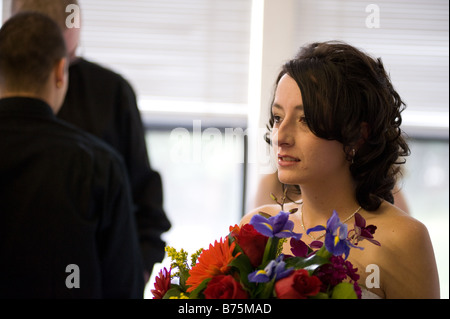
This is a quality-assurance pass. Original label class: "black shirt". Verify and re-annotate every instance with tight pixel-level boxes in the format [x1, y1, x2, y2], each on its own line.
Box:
[0, 97, 145, 298]
[58, 58, 171, 273]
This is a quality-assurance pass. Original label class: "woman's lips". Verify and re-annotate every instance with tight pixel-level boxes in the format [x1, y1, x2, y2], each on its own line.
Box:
[278, 154, 300, 167]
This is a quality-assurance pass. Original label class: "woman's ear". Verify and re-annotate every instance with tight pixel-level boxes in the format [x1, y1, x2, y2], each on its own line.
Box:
[346, 122, 370, 163]
[356, 122, 370, 149]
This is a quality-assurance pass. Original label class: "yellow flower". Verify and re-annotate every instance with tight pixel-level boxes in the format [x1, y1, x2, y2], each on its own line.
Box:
[169, 293, 189, 299]
[165, 246, 189, 277]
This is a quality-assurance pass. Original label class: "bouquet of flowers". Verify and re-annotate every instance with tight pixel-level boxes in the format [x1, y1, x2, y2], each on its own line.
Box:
[151, 198, 379, 299]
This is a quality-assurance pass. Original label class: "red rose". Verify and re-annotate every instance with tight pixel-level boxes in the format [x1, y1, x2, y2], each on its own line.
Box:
[275, 269, 322, 299]
[235, 224, 268, 267]
[204, 275, 248, 299]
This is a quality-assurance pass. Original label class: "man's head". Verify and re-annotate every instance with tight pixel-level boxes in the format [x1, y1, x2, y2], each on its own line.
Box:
[11, 0, 81, 63]
[0, 12, 68, 112]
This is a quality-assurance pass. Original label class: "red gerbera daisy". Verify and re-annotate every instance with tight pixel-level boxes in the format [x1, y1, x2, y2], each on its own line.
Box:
[151, 267, 171, 299]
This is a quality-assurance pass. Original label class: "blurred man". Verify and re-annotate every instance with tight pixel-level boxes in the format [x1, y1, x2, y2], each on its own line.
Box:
[11, 0, 171, 282]
[0, 12, 144, 298]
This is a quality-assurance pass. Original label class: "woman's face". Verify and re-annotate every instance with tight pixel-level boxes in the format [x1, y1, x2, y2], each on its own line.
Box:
[271, 74, 349, 187]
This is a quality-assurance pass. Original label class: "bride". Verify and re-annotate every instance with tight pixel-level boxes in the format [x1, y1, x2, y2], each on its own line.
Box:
[241, 41, 440, 299]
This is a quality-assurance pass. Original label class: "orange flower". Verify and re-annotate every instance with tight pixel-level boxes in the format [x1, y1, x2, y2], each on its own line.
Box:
[186, 237, 240, 293]
[229, 224, 240, 238]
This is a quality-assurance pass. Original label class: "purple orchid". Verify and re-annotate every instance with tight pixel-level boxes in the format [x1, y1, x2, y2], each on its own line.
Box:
[248, 255, 293, 283]
[307, 210, 360, 260]
[348, 213, 381, 246]
[250, 211, 302, 240]
[289, 238, 309, 257]
[289, 238, 323, 258]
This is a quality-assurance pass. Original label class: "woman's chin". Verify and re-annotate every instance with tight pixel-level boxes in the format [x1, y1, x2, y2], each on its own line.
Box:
[277, 173, 301, 186]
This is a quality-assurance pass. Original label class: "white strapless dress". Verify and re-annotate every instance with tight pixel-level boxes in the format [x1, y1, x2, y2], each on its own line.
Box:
[361, 288, 383, 299]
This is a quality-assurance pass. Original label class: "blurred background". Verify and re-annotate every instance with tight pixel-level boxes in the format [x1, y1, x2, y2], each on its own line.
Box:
[2, 0, 448, 298]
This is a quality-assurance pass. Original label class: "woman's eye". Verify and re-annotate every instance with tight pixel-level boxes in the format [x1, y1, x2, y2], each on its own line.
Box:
[299, 116, 308, 124]
[273, 115, 281, 123]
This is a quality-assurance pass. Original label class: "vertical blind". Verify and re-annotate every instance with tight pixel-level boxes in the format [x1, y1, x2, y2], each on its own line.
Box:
[291, 0, 449, 133]
[78, 0, 252, 107]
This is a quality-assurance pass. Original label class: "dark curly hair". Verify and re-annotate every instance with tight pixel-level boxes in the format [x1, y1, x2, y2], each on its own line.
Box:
[266, 41, 410, 211]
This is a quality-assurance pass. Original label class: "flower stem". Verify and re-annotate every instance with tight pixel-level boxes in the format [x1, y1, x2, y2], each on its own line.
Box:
[262, 237, 280, 267]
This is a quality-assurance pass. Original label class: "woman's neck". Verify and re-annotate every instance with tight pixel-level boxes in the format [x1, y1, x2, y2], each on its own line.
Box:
[298, 177, 359, 226]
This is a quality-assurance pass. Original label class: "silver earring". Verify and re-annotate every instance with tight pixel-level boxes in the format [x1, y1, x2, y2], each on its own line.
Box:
[351, 149, 356, 164]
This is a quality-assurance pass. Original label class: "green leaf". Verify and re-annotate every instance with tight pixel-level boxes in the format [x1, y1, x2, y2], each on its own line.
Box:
[309, 292, 329, 299]
[255, 276, 277, 299]
[229, 253, 254, 287]
[331, 282, 358, 299]
[284, 254, 330, 274]
[178, 268, 191, 290]
[162, 286, 184, 299]
[261, 237, 280, 268]
[314, 245, 333, 259]
[188, 278, 210, 299]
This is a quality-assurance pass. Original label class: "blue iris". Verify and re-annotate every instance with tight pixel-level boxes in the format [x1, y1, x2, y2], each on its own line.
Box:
[248, 255, 293, 283]
[307, 210, 357, 260]
[250, 211, 302, 240]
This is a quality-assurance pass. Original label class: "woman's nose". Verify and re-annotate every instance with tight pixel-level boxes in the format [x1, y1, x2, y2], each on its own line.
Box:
[273, 121, 295, 148]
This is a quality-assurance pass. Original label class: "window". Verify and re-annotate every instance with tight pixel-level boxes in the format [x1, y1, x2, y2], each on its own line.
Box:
[292, 0, 449, 139]
[78, 0, 252, 127]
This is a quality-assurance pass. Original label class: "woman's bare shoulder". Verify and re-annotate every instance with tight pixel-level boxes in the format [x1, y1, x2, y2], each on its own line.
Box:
[369, 201, 439, 298]
[367, 201, 428, 240]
